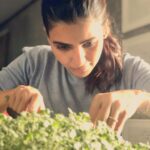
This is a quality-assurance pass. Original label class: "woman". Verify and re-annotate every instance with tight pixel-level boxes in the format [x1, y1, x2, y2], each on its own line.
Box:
[0, 0, 150, 133]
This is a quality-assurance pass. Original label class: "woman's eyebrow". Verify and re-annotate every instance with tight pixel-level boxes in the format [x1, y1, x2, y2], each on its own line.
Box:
[52, 37, 96, 46]
[80, 37, 96, 44]
[53, 41, 73, 47]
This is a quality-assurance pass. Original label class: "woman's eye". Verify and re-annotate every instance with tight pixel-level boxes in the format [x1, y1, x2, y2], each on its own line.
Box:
[56, 44, 71, 51]
[82, 41, 93, 48]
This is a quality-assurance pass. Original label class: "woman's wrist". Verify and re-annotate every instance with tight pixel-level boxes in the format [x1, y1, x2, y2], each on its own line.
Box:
[134, 90, 150, 117]
[136, 90, 150, 106]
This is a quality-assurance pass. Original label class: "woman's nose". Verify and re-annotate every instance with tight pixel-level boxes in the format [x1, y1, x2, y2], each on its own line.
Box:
[71, 47, 86, 67]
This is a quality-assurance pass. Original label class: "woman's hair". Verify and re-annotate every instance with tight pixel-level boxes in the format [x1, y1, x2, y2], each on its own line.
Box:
[41, 0, 123, 93]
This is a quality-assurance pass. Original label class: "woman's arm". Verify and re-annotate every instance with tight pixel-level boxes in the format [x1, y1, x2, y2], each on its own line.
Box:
[0, 52, 30, 91]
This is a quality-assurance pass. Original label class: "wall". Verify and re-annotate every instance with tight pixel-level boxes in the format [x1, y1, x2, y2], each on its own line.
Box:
[0, 0, 47, 63]
[108, 0, 150, 64]
[122, 0, 150, 63]
[107, 0, 122, 36]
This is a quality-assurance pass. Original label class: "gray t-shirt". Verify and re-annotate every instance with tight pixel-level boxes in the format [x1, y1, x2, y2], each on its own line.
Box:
[0, 45, 150, 115]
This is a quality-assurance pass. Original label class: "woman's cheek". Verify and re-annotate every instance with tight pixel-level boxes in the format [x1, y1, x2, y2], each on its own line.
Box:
[55, 51, 70, 66]
[89, 44, 103, 63]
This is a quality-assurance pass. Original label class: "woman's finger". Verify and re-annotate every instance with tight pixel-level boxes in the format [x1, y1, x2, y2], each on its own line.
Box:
[107, 111, 119, 130]
[39, 98, 45, 110]
[115, 111, 127, 134]
[107, 101, 121, 129]
[13, 93, 24, 112]
[89, 94, 102, 122]
[94, 100, 112, 124]
[9, 86, 24, 111]
[17, 94, 30, 113]
[89, 93, 113, 122]
[8, 94, 16, 110]
[26, 94, 43, 112]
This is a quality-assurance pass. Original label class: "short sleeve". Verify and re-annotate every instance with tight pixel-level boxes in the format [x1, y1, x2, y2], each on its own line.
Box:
[123, 53, 150, 92]
[0, 50, 31, 90]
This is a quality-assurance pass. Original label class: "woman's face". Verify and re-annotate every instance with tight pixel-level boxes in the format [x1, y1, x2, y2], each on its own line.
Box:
[48, 18, 104, 78]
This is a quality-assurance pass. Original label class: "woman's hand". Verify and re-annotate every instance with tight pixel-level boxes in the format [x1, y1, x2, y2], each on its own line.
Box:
[1, 85, 45, 113]
[89, 90, 148, 134]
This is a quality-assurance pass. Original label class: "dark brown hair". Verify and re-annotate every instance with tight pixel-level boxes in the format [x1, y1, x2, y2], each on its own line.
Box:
[41, 0, 123, 93]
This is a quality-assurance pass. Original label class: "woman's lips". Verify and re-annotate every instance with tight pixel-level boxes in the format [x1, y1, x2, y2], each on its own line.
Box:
[71, 65, 88, 73]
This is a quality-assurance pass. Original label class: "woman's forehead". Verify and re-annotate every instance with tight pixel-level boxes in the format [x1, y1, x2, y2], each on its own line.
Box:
[48, 18, 103, 41]
[51, 17, 102, 29]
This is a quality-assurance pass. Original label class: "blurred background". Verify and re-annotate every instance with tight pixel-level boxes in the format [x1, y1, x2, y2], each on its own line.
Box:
[0, 0, 150, 143]
[0, 0, 150, 68]
[0, 0, 47, 68]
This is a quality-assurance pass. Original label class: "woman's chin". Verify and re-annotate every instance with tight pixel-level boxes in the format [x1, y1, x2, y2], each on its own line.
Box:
[71, 69, 91, 78]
